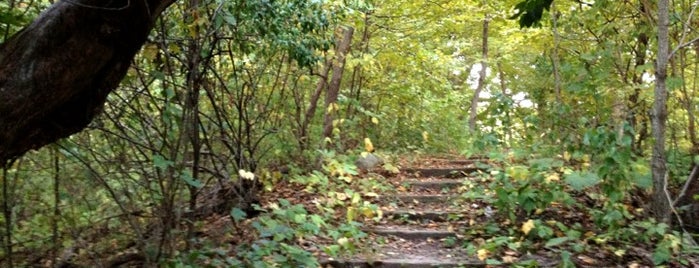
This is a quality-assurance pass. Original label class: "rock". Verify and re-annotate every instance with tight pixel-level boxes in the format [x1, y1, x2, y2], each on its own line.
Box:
[355, 153, 384, 171]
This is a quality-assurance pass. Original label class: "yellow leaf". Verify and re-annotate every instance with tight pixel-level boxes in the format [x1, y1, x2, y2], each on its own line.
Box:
[361, 207, 375, 218]
[335, 192, 348, 201]
[545, 173, 559, 183]
[142, 44, 158, 61]
[337, 237, 349, 247]
[371, 117, 379, 124]
[168, 43, 181, 54]
[364, 138, 374, 152]
[506, 166, 529, 180]
[521, 219, 535, 235]
[363, 192, 379, 197]
[351, 192, 361, 204]
[563, 151, 571, 161]
[502, 255, 517, 263]
[477, 248, 489, 261]
[613, 249, 626, 257]
[346, 207, 356, 222]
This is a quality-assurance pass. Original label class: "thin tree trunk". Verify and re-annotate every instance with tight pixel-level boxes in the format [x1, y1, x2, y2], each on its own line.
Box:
[183, 0, 202, 249]
[469, 15, 489, 132]
[52, 147, 61, 267]
[497, 60, 511, 145]
[687, 42, 699, 155]
[2, 166, 12, 268]
[299, 59, 330, 150]
[651, 0, 671, 222]
[346, 11, 372, 121]
[550, 1, 562, 104]
[322, 26, 354, 141]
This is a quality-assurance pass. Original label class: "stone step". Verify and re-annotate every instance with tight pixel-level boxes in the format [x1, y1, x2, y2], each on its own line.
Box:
[369, 227, 456, 240]
[404, 179, 463, 191]
[402, 167, 484, 178]
[384, 210, 464, 222]
[321, 259, 484, 268]
[446, 159, 487, 165]
[391, 194, 456, 204]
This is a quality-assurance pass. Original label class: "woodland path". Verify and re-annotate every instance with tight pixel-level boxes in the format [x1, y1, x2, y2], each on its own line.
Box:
[317, 157, 554, 268]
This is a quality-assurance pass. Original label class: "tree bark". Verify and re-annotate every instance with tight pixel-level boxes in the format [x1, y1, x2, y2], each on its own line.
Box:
[298, 59, 330, 151]
[468, 15, 489, 132]
[0, 0, 177, 164]
[322, 26, 354, 141]
[651, 0, 671, 222]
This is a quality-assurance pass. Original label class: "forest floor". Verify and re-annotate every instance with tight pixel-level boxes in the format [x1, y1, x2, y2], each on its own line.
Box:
[210, 154, 698, 267]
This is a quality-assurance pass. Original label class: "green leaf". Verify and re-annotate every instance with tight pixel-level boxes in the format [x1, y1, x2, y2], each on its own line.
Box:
[652, 245, 671, 265]
[564, 171, 600, 190]
[180, 171, 203, 188]
[560, 251, 575, 268]
[231, 207, 247, 222]
[544, 236, 570, 247]
[152, 154, 173, 170]
[633, 173, 652, 189]
[485, 259, 502, 265]
[528, 158, 563, 169]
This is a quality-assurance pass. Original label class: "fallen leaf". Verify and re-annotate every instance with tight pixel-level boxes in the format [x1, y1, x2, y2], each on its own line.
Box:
[521, 219, 535, 235]
[502, 255, 518, 263]
[477, 248, 489, 261]
[337, 237, 349, 246]
[363, 192, 379, 197]
[577, 255, 596, 264]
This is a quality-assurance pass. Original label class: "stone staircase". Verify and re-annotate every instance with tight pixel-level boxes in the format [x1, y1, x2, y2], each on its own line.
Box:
[321, 159, 490, 268]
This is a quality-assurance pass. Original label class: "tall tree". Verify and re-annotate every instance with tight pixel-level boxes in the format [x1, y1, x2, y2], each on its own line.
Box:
[468, 12, 489, 132]
[651, 0, 671, 222]
[323, 26, 354, 141]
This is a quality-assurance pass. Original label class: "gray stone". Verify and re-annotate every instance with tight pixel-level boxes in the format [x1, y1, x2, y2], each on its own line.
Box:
[355, 153, 384, 171]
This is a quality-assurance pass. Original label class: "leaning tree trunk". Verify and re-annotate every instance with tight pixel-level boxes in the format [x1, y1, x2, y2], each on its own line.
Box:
[0, 0, 177, 165]
[322, 26, 354, 141]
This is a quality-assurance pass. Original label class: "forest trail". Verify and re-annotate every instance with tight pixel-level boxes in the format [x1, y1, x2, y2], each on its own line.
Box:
[317, 156, 548, 268]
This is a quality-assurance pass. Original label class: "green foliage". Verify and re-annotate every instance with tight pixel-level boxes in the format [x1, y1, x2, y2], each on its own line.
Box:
[510, 0, 553, 28]
[489, 158, 573, 221]
[214, 0, 336, 67]
[5, 0, 699, 266]
[564, 170, 599, 191]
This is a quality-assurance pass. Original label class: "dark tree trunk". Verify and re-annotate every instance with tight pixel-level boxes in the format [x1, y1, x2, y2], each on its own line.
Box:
[0, 0, 176, 164]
